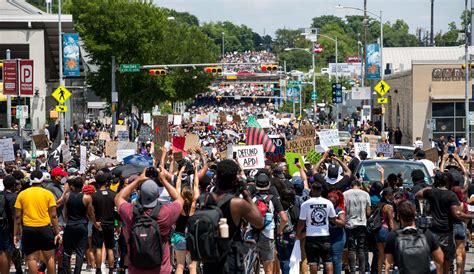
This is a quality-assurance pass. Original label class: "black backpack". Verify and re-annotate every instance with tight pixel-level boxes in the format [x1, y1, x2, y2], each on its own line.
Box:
[186, 193, 234, 263]
[367, 203, 383, 234]
[0, 193, 7, 231]
[395, 229, 431, 274]
[129, 203, 163, 269]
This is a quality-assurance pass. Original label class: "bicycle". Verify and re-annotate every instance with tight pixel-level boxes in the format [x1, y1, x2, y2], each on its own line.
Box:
[243, 231, 261, 274]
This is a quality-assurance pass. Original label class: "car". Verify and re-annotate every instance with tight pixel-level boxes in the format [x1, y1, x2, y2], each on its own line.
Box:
[394, 146, 416, 160]
[338, 131, 351, 145]
[355, 159, 433, 186]
[321, 68, 329, 76]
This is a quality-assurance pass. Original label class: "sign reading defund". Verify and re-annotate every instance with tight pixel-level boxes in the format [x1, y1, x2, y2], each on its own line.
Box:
[232, 145, 265, 170]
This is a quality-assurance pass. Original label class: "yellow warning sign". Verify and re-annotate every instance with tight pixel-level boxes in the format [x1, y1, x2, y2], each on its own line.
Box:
[374, 80, 390, 97]
[55, 105, 68, 112]
[52, 85, 72, 104]
[377, 97, 388, 104]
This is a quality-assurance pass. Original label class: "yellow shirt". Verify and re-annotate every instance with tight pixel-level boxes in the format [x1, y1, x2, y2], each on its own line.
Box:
[14, 186, 57, 227]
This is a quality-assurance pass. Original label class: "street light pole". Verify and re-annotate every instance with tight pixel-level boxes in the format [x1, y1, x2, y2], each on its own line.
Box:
[465, 0, 470, 146]
[312, 45, 316, 116]
[222, 32, 225, 58]
[380, 10, 385, 136]
[58, 0, 65, 143]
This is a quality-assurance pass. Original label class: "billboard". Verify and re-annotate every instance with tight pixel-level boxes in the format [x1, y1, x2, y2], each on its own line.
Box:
[63, 33, 80, 77]
[366, 44, 381, 80]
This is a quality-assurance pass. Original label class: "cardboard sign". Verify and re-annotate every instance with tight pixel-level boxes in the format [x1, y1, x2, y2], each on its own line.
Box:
[117, 131, 129, 141]
[299, 124, 315, 137]
[285, 152, 303, 175]
[233, 115, 242, 123]
[173, 115, 182, 126]
[80, 145, 87, 173]
[232, 145, 265, 170]
[318, 129, 340, 148]
[114, 125, 127, 137]
[61, 143, 73, 164]
[0, 138, 15, 162]
[306, 149, 323, 165]
[266, 137, 285, 162]
[354, 142, 371, 158]
[153, 115, 169, 159]
[105, 141, 118, 158]
[425, 147, 438, 163]
[286, 137, 314, 156]
[31, 134, 49, 150]
[117, 141, 137, 151]
[377, 143, 394, 158]
[117, 149, 135, 162]
[219, 111, 227, 123]
[184, 134, 200, 152]
[98, 132, 111, 141]
[362, 134, 380, 157]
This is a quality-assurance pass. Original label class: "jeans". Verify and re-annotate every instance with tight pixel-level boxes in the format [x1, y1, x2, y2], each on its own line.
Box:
[276, 233, 296, 274]
[62, 223, 88, 274]
[346, 226, 367, 274]
[330, 232, 346, 274]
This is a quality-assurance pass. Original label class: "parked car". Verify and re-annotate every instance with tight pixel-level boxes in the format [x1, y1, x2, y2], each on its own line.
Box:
[355, 159, 433, 186]
[338, 131, 351, 145]
[321, 68, 329, 76]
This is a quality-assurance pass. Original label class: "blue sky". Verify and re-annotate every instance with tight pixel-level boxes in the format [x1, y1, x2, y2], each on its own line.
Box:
[155, 0, 465, 37]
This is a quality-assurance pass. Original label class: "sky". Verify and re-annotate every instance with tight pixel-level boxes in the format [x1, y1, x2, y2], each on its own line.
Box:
[154, 0, 466, 37]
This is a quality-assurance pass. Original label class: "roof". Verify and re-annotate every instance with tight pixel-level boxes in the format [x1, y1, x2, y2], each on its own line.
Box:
[384, 46, 474, 74]
[0, 0, 44, 15]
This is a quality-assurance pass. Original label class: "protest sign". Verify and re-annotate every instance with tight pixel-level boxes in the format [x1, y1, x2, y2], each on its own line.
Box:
[354, 142, 371, 158]
[203, 146, 213, 156]
[143, 113, 151, 125]
[114, 125, 127, 137]
[362, 134, 380, 157]
[153, 115, 169, 159]
[286, 137, 314, 156]
[197, 114, 209, 124]
[173, 151, 183, 161]
[233, 115, 242, 123]
[138, 125, 152, 142]
[105, 141, 118, 158]
[377, 143, 394, 157]
[117, 141, 138, 152]
[80, 145, 87, 173]
[318, 129, 340, 148]
[285, 152, 303, 175]
[257, 118, 271, 128]
[219, 111, 227, 123]
[425, 147, 438, 163]
[61, 143, 73, 164]
[98, 132, 111, 141]
[31, 134, 49, 150]
[117, 149, 135, 162]
[232, 145, 265, 170]
[117, 130, 129, 141]
[184, 134, 200, 152]
[266, 137, 285, 162]
[0, 139, 14, 162]
[306, 149, 322, 165]
[172, 136, 186, 152]
[209, 113, 218, 126]
[173, 115, 182, 126]
[299, 124, 315, 137]
[168, 114, 174, 123]
[182, 112, 191, 122]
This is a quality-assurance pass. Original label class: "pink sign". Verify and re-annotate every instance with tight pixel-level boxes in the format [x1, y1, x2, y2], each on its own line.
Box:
[19, 60, 34, 96]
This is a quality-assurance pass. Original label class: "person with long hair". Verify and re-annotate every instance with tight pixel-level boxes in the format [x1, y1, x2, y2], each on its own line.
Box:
[376, 187, 395, 274]
[172, 165, 200, 274]
[327, 190, 346, 274]
[451, 186, 468, 274]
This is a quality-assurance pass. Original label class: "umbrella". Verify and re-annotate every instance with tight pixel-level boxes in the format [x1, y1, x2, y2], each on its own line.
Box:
[111, 164, 145, 178]
[89, 157, 119, 169]
[123, 154, 153, 167]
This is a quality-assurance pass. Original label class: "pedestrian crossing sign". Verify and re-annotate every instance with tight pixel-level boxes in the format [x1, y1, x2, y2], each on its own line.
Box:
[374, 80, 390, 97]
[52, 85, 72, 104]
[55, 105, 68, 112]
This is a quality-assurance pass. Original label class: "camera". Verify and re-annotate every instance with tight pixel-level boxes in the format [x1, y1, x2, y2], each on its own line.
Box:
[145, 167, 158, 179]
[416, 215, 433, 229]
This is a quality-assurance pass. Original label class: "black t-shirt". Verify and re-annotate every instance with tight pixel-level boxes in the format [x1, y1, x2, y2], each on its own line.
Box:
[92, 189, 116, 225]
[384, 227, 439, 265]
[322, 175, 351, 197]
[468, 182, 474, 198]
[1, 191, 17, 237]
[348, 157, 361, 174]
[423, 188, 459, 232]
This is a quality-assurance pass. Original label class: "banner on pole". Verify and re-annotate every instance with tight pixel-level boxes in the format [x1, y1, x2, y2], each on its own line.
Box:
[63, 33, 81, 77]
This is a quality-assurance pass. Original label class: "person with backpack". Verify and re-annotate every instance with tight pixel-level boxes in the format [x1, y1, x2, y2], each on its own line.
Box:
[0, 176, 18, 274]
[190, 159, 263, 274]
[373, 187, 396, 274]
[115, 167, 183, 274]
[171, 166, 200, 274]
[384, 201, 443, 274]
[327, 190, 346, 274]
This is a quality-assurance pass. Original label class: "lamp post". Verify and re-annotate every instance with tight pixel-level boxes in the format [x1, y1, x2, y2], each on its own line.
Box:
[58, 0, 65, 143]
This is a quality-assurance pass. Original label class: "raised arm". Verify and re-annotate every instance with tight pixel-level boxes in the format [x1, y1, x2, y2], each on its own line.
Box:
[193, 166, 200, 200]
[195, 148, 209, 180]
[175, 166, 186, 193]
[296, 162, 309, 190]
[159, 167, 184, 206]
[334, 156, 352, 177]
[115, 169, 149, 209]
[313, 151, 328, 175]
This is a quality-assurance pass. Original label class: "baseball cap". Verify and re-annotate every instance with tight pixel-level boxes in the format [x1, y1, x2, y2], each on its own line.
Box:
[255, 173, 270, 191]
[30, 170, 44, 185]
[140, 180, 159, 208]
[327, 164, 340, 179]
[51, 167, 68, 177]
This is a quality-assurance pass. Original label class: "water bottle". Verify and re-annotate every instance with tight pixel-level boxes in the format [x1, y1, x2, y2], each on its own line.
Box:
[219, 218, 229, 238]
[430, 261, 436, 272]
[264, 212, 273, 230]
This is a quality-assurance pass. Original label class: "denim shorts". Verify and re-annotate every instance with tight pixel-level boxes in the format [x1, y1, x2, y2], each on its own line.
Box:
[171, 232, 187, 251]
[453, 222, 466, 241]
[375, 227, 390, 243]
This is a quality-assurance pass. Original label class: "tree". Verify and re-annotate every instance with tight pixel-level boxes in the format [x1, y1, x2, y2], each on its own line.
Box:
[201, 21, 254, 52]
[311, 15, 345, 30]
[278, 50, 312, 71]
[273, 29, 310, 54]
[435, 22, 460, 46]
[72, 0, 218, 112]
[382, 20, 419, 47]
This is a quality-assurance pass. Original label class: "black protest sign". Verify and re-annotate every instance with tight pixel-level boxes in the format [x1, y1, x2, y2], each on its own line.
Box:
[266, 137, 285, 162]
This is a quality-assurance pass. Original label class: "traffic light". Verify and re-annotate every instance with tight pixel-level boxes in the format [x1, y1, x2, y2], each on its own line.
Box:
[0, 61, 3, 82]
[372, 108, 382, 115]
[461, 64, 474, 69]
[149, 69, 167, 76]
[332, 83, 343, 104]
[204, 66, 222, 74]
[261, 64, 278, 72]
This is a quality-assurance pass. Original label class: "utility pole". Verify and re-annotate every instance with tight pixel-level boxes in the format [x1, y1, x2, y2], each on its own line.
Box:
[58, 0, 65, 143]
[111, 56, 117, 137]
[465, 0, 470, 146]
[430, 0, 434, 46]
[6, 49, 11, 129]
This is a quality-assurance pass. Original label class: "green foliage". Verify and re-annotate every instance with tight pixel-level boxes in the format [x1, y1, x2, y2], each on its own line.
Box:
[201, 21, 255, 52]
[435, 22, 461, 46]
[72, 0, 218, 112]
[279, 50, 312, 71]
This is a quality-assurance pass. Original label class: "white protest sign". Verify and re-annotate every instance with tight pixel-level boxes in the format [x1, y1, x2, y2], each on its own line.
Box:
[318, 129, 340, 148]
[377, 143, 394, 158]
[117, 141, 138, 151]
[257, 118, 271, 128]
[0, 138, 15, 162]
[232, 145, 265, 170]
[143, 113, 151, 125]
[354, 142, 371, 158]
[117, 149, 135, 162]
[173, 115, 182, 126]
[80, 145, 87, 173]
[61, 143, 73, 164]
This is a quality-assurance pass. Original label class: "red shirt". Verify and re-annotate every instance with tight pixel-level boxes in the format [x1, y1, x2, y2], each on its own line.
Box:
[118, 201, 182, 274]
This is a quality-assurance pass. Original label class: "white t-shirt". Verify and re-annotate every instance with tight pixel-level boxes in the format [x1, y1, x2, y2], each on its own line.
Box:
[418, 159, 435, 177]
[299, 197, 336, 237]
[343, 188, 371, 229]
[414, 140, 423, 148]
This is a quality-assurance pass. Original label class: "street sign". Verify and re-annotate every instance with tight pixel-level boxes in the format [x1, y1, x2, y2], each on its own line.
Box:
[52, 85, 72, 104]
[311, 92, 318, 101]
[288, 80, 302, 86]
[374, 80, 390, 96]
[119, 64, 141, 73]
[313, 43, 324, 54]
[377, 97, 388, 104]
[19, 60, 34, 95]
[55, 105, 68, 112]
[16, 105, 29, 119]
[3, 60, 17, 95]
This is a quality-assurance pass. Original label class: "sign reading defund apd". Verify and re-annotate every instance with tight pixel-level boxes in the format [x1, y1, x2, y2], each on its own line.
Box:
[233, 145, 265, 170]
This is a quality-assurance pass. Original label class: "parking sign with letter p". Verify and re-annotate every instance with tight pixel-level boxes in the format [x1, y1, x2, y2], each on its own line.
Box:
[19, 60, 34, 96]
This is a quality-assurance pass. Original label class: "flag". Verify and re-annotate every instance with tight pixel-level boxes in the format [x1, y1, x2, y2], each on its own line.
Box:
[245, 116, 276, 153]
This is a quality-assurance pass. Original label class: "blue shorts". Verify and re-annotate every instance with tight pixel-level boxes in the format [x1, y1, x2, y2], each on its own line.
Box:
[171, 232, 186, 251]
[453, 223, 466, 241]
[375, 227, 390, 243]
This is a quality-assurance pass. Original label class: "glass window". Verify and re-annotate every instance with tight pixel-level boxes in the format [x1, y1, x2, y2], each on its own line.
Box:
[435, 118, 454, 132]
[433, 133, 453, 141]
[455, 118, 465, 132]
[455, 103, 466, 116]
[432, 103, 454, 117]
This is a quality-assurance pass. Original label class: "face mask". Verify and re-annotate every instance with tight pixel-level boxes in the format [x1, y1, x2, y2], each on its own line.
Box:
[60, 177, 67, 185]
